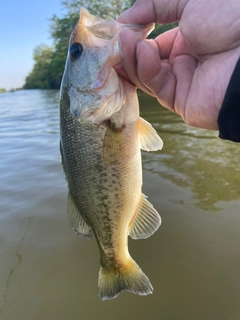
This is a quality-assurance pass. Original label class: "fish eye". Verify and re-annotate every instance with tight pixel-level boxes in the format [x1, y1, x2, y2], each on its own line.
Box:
[70, 42, 83, 61]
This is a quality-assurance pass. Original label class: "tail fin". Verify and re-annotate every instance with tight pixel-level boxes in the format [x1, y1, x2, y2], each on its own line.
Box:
[98, 259, 153, 301]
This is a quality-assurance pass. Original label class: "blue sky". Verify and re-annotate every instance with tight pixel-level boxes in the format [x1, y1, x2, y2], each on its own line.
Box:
[0, 0, 66, 90]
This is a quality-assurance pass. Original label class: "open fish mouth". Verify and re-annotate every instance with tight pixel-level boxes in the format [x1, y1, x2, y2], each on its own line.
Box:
[89, 63, 109, 91]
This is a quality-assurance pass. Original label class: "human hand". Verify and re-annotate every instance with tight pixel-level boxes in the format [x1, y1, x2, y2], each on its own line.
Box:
[117, 0, 240, 130]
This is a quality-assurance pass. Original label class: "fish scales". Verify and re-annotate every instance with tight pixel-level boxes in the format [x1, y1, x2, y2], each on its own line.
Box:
[60, 91, 142, 259]
[60, 7, 163, 300]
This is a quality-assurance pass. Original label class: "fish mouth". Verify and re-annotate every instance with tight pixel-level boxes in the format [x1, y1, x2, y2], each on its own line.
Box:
[90, 42, 121, 92]
[89, 56, 120, 95]
[89, 64, 109, 91]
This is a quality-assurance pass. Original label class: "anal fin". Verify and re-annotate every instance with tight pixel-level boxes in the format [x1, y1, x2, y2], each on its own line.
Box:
[129, 194, 161, 239]
[67, 193, 93, 239]
[138, 117, 163, 151]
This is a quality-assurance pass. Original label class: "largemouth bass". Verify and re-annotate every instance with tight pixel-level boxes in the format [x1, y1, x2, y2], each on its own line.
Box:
[60, 8, 163, 300]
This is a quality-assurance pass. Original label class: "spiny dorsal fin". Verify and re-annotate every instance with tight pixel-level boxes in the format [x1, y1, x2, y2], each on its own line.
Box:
[129, 194, 161, 240]
[67, 193, 92, 239]
[138, 117, 163, 151]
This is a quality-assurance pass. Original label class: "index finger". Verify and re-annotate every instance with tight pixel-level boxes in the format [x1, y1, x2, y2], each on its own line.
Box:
[117, 0, 188, 24]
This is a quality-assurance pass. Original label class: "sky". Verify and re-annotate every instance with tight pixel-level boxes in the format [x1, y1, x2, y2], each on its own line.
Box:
[0, 0, 66, 90]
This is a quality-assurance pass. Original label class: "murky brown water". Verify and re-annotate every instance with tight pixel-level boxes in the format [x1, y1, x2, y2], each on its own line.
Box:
[1, 89, 240, 320]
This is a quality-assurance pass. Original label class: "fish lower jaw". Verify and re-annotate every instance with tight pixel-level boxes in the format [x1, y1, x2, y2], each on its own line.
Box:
[89, 66, 109, 90]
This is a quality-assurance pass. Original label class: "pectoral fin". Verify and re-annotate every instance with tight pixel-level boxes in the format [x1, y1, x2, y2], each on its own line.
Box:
[67, 193, 93, 239]
[138, 117, 163, 151]
[129, 194, 161, 239]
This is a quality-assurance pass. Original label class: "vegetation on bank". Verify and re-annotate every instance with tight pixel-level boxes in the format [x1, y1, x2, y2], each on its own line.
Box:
[0, 88, 7, 93]
[24, 0, 177, 90]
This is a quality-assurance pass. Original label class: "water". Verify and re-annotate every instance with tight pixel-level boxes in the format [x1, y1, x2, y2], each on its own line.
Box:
[1, 89, 240, 320]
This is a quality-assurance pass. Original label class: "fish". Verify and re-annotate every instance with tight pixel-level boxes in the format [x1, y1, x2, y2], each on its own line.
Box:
[60, 7, 163, 301]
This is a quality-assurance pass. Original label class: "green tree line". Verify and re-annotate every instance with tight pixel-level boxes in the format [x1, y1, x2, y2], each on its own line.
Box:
[24, 0, 177, 89]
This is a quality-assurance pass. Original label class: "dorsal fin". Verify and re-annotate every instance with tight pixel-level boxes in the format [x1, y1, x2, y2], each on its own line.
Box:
[129, 194, 161, 239]
[67, 193, 93, 239]
[138, 117, 163, 151]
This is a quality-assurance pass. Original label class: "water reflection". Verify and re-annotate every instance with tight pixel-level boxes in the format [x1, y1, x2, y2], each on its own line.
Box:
[138, 92, 240, 211]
